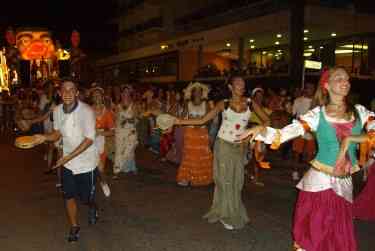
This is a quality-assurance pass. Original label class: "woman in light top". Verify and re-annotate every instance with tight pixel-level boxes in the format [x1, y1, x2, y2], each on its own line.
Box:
[113, 86, 139, 176]
[175, 75, 270, 230]
[239, 67, 375, 251]
[90, 86, 115, 197]
[176, 82, 213, 186]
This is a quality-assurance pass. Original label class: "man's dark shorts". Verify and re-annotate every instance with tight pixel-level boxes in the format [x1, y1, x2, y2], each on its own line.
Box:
[62, 168, 97, 204]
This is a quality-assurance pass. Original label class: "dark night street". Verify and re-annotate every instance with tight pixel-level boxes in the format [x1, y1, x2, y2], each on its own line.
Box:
[0, 135, 373, 251]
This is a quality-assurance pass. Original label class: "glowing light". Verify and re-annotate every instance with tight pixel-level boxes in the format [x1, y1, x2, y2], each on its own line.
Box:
[335, 49, 360, 54]
[304, 29, 309, 33]
[275, 41, 280, 45]
[341, 44, 368, 50]
[249, 39, 255, 43]
[276, 34, 282, 38]
[226, 43, 231, 47]
[160, 44, 168, 50]
[304, 37, 308, 41]
[331, 33, 337, 37]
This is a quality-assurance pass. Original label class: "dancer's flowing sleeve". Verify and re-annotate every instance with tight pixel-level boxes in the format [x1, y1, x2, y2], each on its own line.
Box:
[356, 104, 375, 148]
[255, 107, 320, 149]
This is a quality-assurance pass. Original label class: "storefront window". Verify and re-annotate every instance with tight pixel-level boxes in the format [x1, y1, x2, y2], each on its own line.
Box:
[335, 39, 369, 74]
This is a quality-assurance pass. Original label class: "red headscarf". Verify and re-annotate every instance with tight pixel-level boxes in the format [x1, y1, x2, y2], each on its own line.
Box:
[319, 67, 330, 94]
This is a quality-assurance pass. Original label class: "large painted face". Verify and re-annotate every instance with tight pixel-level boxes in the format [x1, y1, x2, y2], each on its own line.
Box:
[5, 29, 16, 45]
[16, 30, 55, 60]
[71, 31, 80, 48]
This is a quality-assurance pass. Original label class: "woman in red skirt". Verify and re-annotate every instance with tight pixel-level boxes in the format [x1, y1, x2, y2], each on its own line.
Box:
[240, 67, 375, 251]
[354, 150, 375, 221]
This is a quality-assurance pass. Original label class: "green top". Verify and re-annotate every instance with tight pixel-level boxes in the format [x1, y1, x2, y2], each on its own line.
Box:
[314, 108, 362, 169]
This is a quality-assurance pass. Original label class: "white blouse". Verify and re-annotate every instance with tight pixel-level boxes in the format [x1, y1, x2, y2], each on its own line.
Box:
[217, 106, 251, 143]
[188, 101, 206, 119]
[255, 104, 375, 202]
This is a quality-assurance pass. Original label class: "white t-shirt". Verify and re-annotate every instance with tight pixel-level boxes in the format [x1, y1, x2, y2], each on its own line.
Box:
[292, 96, 313, 140]
[53, 101, 97, 174]
[292, 96, 312, 117]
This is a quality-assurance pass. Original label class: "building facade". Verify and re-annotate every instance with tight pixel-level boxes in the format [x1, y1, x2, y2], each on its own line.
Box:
[97, 0, 375, 86]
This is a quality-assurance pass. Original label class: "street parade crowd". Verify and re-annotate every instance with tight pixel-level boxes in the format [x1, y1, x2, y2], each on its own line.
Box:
[1, 67, 375, 251]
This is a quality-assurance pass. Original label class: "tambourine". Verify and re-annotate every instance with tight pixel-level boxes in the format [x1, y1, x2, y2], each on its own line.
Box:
[15, 135, 44, 149]
[156, 114, 176, 131]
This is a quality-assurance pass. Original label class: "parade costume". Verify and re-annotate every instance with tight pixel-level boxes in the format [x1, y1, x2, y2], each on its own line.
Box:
[354, 160, 375, 221]
[95, 107, 115, 166]
[203, 99, 251, 229]
[256, 105, 375, 251]
[177, 83, 213, 186]
[114, 104, 138, 174]
[354, 139, 375, 221]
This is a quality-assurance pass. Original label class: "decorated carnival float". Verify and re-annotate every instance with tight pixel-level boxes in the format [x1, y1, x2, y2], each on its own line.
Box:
[1, 27, 86, 91]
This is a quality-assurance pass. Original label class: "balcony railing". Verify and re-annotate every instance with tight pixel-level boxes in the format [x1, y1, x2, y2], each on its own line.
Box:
[174, 0, 288, 33]
[119, 16, 163, 37]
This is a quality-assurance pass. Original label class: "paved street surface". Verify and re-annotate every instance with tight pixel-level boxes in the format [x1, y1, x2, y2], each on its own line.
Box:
[0, 135, 373, 251]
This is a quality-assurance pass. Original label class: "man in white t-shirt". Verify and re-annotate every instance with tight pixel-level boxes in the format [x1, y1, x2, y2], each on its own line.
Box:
[291, 83, 316, 180]
[38, 80, 97, 242]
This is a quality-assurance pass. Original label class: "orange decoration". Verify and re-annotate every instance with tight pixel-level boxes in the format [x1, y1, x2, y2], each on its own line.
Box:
[298, 119, 311, 133]
[270, 130, 281, 150]
[16, 30, 55, 60]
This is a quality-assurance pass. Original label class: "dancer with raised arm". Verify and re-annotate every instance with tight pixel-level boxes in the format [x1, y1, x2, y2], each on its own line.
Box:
[175, 75, 270, 230]
[239, 67, 375, 251]
[176, 82, 213, 186]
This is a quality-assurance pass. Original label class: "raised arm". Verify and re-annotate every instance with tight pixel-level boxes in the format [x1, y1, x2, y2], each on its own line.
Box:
[240, 107, 320, 147]
[175, 101, 224, 126]
[28, 110, 51, 124]
[251, 101, 271, 126]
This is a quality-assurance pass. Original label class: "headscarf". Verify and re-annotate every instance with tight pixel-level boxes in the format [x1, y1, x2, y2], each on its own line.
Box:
[183, 82, 209, 100]
[319, 67, 330, 94]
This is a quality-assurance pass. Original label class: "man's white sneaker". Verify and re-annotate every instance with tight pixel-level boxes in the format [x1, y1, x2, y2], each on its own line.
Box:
[100, 182, 111, 197]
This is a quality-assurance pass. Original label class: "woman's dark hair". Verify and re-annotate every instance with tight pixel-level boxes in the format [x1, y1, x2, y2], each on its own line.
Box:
[227, 74, 245, 86]
[223, 74, 247, 99]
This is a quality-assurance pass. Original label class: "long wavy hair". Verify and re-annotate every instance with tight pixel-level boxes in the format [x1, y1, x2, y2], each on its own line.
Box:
[312, 66, 358, 120]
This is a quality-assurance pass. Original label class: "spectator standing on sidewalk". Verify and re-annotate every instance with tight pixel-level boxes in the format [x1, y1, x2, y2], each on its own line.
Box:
[291, 83, 316, 180]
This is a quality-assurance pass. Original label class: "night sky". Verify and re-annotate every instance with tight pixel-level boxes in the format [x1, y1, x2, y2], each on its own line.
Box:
[0, 0, 118, 56]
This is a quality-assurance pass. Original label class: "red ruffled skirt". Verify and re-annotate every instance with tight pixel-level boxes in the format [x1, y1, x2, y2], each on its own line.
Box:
[354, 164, 375, 221]
[293, 189, 357, 251]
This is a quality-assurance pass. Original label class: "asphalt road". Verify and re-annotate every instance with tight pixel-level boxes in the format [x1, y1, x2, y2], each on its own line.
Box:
[0, 135, 373, 251]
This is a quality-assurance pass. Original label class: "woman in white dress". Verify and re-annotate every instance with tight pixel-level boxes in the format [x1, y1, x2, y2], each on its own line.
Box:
[113, 86, 138, 176]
